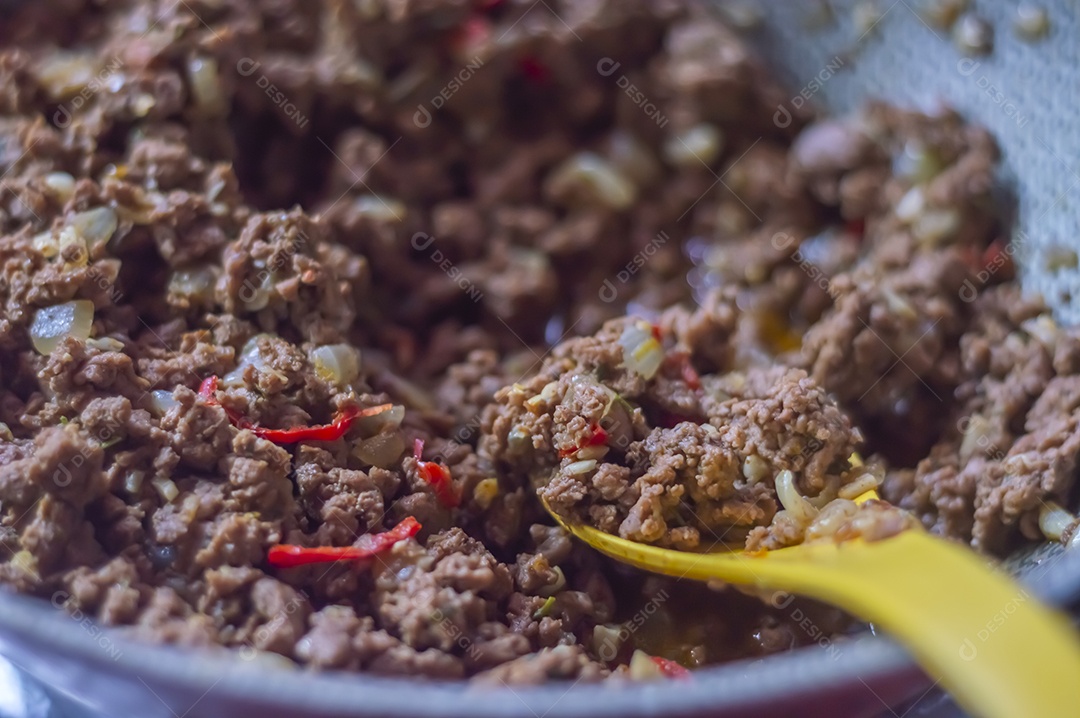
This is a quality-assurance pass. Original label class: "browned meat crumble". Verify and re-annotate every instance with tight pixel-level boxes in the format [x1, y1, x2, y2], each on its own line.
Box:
[0, 0, 1075, 683]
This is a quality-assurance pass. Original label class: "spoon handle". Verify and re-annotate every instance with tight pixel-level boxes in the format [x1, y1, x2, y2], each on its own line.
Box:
[779, 531, 1080, 718]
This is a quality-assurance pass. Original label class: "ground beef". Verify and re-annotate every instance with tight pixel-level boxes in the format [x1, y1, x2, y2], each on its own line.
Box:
[473, 645, 608, 685]
[799, 249, 972, 464]
[0, 0, 1075, 686]
[492, 301, 859, 552]
[882, 287, 1080, 553]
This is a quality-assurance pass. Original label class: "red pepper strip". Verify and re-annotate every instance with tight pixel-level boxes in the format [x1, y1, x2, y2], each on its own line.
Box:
[681, 360, 702, 390]
[198, 375, 392, 444]
[267, 517, 421, 568]
[450, 15, 491, 57]
[666, 351, 701, 390]
[252, 404, 393, 444]
[651, 324, 663, 342]
[198, 375, 250, 427]
[981, 239, 1015, 280]
[845, 217, 866, 241]
[518, 56, 550, 84]
[559, 423, 609, 458]
[197, 375, 218, 398]
[650, 656, 692, 679]
[413, 438, 460, 508]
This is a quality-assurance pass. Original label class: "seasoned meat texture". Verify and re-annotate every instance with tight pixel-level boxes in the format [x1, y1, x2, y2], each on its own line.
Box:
[882, 287, 1080, 553]
[799, 249, 972, 464]
[0, 0, 1074, 685]
[522, 342, 861, 550]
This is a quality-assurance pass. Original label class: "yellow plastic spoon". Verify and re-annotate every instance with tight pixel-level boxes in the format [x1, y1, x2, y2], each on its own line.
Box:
[542, 491, 1080, 718]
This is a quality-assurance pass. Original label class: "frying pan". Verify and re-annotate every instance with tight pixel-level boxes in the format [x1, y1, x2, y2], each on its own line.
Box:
[1, 1, 1079, 716]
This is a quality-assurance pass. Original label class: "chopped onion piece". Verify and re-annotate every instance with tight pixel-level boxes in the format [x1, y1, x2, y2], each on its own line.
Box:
[1022, 315, 1060, 351]
[805, 499, 860, 541]
[619, 321, 664, 380]
[629, 650, 663, 680]
[953, 13, 993, 55]
[775, 470, 818, 524]
[807, 474, 841, 508]
[895, 187, 925, 223]
[311, 344, 362, 386]
[575, 445, 610, 461]
[536, 566, 566, 597]
[58, 227, 88, 269]
[30, 300, 94, 355]
[881, 287, 917, 319]
[565, 459, 598, 476]
[544, 152, 636, 211]
[593, 624, 623, 659]
[10, 550, 39, 579]
[837, 473, 882, 500]
[718, 1, 763, 30]
[33, 52, 101, 100]
[238, 334, 271, 365]
[187, 56, 226, 115]
[352, 431, 405, 469]
[152, 477, 179, 503]
[917, 0, 968, 29]
[149, 390, 180, 417]
[354, 195, 405, 223]
[958, 413, 993, 462]
[133, 93, 156, 117]
[1039, 502, 1076, 542]
[32, 231, 59, 258]
[44, 172, 75, 202]
[355, 403, 404, 434]
[853, 1, 886, 36]
[742, 454, 769, 484]
[70, 207, 118, 252]
[1014, 4, 1050, 41]
[241, 265, 273, 311]
[664, 124, 724, 168]
[86, 337, 124, 352]
[912, 208, 960, 245]
[607, 131, 660, 186]
[893, 142, 943, 183]
[124, 470, 145, 494]
[168, 266, 217, 306]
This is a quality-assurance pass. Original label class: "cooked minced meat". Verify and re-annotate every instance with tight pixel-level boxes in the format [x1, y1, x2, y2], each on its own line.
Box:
[0, 0, 1077, 684]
